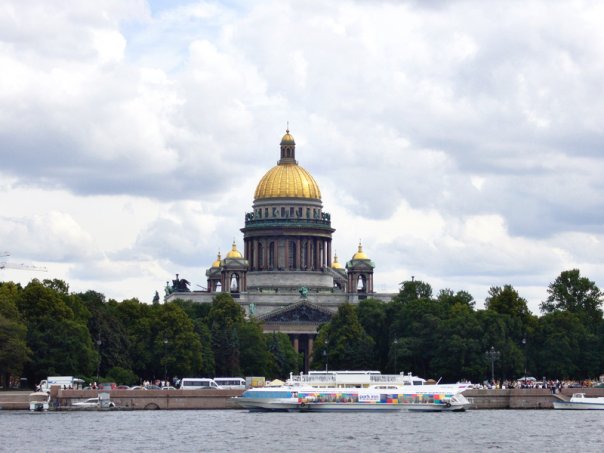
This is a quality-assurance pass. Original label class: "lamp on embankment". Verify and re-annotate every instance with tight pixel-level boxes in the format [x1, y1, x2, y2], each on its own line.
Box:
[522, 337, 527, 381]
[485, 346, 500, 386]
[96, 337, 102, 381]
[163, 338, 169, 382]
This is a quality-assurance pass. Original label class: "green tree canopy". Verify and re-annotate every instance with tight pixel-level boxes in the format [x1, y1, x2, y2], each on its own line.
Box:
[16, 280, 97, 384]
[313, 303, 375, 370]
[154, 302, 203, 380]
[208, 294, 245, 376]
[266, 332, 301, 379]
[540, 269, 603, 323]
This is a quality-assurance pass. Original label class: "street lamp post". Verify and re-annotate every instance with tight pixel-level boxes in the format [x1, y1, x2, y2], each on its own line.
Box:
[163, 338, 169, 382]
[485, 346, 500, 386]
[393, 338, 399, 373]
[96, 337, 102, 381]
[522, 337, 527, 380]
[323, 339, 329, 372]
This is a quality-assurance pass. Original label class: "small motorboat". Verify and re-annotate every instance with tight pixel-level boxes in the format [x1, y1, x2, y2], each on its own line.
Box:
[553, 393, 604, 410]
[29, 392, 50, 412]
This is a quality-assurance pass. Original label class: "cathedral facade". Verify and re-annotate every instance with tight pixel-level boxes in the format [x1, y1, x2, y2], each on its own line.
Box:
[166, 129, 394, 369]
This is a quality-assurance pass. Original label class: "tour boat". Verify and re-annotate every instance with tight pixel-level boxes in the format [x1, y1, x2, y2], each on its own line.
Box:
[233, 371, 471, 412]
[553, 393, 604, 410]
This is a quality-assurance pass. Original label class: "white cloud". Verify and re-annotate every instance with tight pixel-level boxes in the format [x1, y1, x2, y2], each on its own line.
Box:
[2, 0, 604, 313]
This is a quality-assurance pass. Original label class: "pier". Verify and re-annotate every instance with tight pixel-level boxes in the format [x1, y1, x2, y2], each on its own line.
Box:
[2, 388, 604, 410]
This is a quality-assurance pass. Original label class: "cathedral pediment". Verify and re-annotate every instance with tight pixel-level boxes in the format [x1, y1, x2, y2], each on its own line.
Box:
[259, 300, 334, 323]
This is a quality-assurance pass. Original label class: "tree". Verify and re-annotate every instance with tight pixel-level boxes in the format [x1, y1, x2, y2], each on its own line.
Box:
[483, 285, 538, 381]
[397, 279, 433, 303]
[266, 332, 301, 379]
[78, 291, 132, 377]
[16, 280, 96, 384]
[312, 303, 375, 370]
[486, 286, 530, 318]
[154, 303, 203, 380]
[357, 298, 388, 370]
[540, 269, 603, 322]
[115, 298, 155, 380]
[208, 294, 245, 376]
[192, 319, 215, 377]
[531, 311, 586, 379]
[431, 303, 484, 382]
[238, 321, 271, 377]
[0, 314, 31, 388]
[0, 282, 32, 387]
[387, 294, 446, 378]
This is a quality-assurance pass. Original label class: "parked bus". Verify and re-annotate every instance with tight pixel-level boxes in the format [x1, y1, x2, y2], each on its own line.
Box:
[178, 378, 222, 390]
[214, 378, 246, 390]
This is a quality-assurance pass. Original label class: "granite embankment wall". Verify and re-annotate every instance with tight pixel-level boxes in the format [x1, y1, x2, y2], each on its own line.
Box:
[2, 388, 604, 410]
[56, 388, 244, 410]
[464, 388, 604, 409]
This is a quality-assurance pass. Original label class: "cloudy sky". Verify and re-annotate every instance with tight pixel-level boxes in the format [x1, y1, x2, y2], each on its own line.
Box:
[1, 0, 603, 314]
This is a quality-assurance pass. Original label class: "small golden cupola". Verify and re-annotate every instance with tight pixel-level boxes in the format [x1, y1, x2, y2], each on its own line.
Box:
[352, 241, 369, 260]
[331, 253, 343, 269]
[211, 252, 222, 268]
[280, 129, 295, 146]
[226, 241, 243, 259]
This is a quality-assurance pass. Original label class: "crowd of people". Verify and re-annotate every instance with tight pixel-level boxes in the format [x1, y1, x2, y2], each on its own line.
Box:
[474, 378, 603, 392]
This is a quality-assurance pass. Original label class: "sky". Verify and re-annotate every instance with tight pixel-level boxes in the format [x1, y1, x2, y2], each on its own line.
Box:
[2, 0, 604, 314]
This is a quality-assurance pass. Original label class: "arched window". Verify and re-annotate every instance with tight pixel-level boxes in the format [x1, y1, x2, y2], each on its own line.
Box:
[357, 275, 366, 292]
[230, 274, 239, 292]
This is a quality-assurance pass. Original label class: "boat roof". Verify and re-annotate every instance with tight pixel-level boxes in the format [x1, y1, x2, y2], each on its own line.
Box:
[288, 371, 426, 387]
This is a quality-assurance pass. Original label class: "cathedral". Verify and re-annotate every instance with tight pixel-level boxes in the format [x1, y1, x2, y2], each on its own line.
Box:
[166, 129, 395, 369]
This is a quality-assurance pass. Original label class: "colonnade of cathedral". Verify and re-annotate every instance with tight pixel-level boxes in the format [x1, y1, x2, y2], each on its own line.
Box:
[244, 237, 332, 271]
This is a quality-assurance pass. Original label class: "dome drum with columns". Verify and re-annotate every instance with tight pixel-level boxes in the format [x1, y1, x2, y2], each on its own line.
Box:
[166, 128, 394, 371]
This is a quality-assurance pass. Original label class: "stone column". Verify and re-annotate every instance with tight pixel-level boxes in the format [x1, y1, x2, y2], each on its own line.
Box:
[307, 335, 314, 372]
[296, 239, 301, 270]
[292, 334, 299, 353]
[253, 240, 258, 270]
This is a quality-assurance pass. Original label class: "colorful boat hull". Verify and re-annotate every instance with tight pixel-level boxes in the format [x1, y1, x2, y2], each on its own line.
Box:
[234, 386, 469, 412]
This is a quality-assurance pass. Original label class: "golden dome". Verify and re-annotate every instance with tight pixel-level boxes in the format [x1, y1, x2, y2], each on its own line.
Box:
[331, 253, 343, 269]
[226, 241, 243, 259]
[211, 252, 221, 268]
[352, 242, 369, 260]
[254, 163, 321, 200]
[280, 129, 295, 145]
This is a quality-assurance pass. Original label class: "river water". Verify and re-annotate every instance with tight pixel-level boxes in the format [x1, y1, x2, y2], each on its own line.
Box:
[1, 409, 602, 452]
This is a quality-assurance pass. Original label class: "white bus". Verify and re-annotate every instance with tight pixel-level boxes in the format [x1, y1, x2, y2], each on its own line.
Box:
[214, 377, 246, 390]
[178, 378, 222, 390]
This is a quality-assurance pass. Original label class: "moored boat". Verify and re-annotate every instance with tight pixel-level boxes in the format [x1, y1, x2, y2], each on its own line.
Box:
[233, 371, 471, 412]
[553, 393, 604, 410]
[29, 392, 50, 412]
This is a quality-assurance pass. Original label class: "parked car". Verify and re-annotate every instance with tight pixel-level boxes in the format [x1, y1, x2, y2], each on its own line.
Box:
[144, 385, 161, 390]
[116, 385, 130, 390]
[128, 386, 146, 390]
[161, 386, 176, 390]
